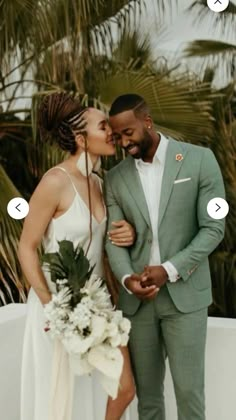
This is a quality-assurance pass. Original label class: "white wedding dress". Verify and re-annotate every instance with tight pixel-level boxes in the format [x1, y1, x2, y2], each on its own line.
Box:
[21, 167, 130, 420]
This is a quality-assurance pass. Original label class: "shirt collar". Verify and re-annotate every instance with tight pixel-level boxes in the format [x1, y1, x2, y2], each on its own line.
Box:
[135, 133, 169, 169]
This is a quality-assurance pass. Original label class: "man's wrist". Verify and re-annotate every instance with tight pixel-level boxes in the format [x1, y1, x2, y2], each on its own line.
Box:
[121, 274, 133, 294]
[162, 261, 180, 283]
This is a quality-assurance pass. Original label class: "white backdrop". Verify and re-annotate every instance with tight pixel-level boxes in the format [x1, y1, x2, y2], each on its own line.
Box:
[1, 304, 236, 420]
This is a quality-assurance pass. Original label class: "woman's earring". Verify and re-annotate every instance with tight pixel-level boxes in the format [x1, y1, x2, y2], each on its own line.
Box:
[76, 151, 93, 176]
[93, 157, 101, 173]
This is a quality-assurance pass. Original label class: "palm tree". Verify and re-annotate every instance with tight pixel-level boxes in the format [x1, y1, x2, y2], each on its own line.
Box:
[0, 1, 235, 315]
[0, 0, 145, 304]
[184, 1, 236, 82]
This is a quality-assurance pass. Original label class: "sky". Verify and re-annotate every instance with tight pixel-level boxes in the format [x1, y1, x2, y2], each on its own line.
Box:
[144, 0, 236, 84]
[148, 0, 236, 50]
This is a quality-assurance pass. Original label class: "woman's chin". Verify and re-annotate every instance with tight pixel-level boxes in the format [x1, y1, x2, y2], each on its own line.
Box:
[103, 147, 116, 156]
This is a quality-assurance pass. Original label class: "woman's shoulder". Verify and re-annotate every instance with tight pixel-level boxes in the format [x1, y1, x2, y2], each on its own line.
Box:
[37, 166, 68, 194]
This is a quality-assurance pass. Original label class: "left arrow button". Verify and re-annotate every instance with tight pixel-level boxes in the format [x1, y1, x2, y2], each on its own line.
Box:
[7, 198, 29, 220]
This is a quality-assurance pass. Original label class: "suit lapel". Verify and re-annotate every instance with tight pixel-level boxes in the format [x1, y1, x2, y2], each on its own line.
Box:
[158, 139, 188, 227]
[118, 156, 151, 227]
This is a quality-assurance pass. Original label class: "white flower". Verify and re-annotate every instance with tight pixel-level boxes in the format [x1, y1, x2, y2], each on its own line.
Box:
[88, 344, 123, 379]
[111, 310, 123, 324]
[69, 303, 91, 330]
[80, 296, 94, 310]
[63, 334, 94, 354]
[56, 278, 69, 286]
[106, 322, 119, 338]
[119, 332, 129, 347]
[51, 287, 72, 306]
[81, 275, 112, 312]
[90, 315, 107, 344]
[119, 318, 131, 334]
[109, 334, 122, 348]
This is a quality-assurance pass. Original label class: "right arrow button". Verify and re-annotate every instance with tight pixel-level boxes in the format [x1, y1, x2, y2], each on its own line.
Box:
[207, 198, 229, 220]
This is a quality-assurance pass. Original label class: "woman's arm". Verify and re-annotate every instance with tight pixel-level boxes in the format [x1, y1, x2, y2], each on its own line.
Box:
[18, 173, 63, 305]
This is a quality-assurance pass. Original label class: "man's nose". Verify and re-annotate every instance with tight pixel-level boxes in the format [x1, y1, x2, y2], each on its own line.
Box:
[121, 137, 130, 148]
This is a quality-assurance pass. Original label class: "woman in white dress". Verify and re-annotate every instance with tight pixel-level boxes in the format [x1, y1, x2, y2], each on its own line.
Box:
[18, 92, 135, 420]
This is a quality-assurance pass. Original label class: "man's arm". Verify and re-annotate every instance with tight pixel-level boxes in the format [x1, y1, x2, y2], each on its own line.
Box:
[104, 173, 159, 299]
[104, 173, 134, 282]
[169, 148, 225, 281]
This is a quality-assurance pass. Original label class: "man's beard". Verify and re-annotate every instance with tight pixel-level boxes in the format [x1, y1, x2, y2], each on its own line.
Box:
[128, 129, 153, 159]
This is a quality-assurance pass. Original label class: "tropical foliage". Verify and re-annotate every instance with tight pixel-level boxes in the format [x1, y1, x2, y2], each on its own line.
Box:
[0, 0, 235, 316]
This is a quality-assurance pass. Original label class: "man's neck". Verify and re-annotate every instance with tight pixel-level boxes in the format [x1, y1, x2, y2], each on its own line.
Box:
[142, 132, 161, 163]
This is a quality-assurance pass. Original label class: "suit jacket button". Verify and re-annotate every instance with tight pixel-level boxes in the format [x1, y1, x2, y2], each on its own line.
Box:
[148, 239, 152, 244]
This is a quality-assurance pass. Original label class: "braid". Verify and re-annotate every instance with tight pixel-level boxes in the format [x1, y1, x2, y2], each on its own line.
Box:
[38, 92, 93, 256]
[38, 92, 87, 154]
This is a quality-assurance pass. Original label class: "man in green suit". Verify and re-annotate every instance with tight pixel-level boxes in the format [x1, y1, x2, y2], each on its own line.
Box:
[104, 94, 226, 420]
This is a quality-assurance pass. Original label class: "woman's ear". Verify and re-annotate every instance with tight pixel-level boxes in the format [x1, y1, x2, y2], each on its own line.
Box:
[75, 133, 86, 150]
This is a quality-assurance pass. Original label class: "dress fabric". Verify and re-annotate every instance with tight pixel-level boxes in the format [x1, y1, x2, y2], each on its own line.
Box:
[20, 167, 110, 420]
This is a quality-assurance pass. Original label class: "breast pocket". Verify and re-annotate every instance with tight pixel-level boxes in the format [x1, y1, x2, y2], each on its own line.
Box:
[170, 178, 196, 213]
[174, 177, 191, 185]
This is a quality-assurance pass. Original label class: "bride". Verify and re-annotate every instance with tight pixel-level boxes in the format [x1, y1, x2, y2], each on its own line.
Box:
[18, 92, 135, 420]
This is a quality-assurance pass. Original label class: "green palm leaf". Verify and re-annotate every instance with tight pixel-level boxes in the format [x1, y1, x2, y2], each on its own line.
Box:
[41, 240, 95, 303]
[0, 165, 27, 304]
[99, 67, 215, 142]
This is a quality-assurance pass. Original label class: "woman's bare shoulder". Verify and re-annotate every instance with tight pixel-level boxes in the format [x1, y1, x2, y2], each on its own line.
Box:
[34, 167, 68, 196]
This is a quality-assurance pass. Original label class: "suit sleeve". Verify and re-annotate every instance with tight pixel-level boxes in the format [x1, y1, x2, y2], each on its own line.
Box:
[104, 173, 134, 283]
[169, 148, 225, 281]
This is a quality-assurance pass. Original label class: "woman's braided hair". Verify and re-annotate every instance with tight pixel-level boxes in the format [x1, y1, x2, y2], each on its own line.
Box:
[38, 92, 87, 153]
[38, 92, 95, 256]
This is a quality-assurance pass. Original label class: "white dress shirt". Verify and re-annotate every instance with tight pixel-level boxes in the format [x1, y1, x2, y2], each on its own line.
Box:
[122, 134, 179, 293]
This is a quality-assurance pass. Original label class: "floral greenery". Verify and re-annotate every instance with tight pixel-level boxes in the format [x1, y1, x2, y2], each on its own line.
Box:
[41, 240, 95, 306]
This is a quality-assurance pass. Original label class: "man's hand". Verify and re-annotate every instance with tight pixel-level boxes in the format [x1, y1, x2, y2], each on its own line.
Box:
[125, 274, 159, 301]
[108, 219, 136, 247]
[140, 265, 168, 288]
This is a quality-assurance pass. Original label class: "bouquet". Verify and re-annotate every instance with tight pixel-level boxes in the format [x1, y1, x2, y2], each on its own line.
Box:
[42, 240, 131, 399]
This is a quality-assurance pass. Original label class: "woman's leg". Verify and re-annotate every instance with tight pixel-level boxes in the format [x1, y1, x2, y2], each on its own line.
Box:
[105, 346, 135, 420]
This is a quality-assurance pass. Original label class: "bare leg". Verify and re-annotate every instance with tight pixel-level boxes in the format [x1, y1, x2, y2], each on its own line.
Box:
[105, 346, 135, 420]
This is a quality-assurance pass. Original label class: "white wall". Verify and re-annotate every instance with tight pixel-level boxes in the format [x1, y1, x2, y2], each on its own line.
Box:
[1, 305, 236, 420]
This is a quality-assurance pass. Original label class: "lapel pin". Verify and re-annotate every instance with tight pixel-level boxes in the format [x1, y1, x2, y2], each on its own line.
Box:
[176, 153, 183, 162]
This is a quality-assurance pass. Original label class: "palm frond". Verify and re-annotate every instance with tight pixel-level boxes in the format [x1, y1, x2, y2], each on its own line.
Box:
[184, 39, 236, 84]
[99, 66, 215, 142]
[185, 40, 236, 58]
[0, 165, 27, 304]
[187, 0, 236, 38]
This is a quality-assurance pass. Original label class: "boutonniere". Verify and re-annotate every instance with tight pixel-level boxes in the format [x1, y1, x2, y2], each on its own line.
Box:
[176, 153, 183, 162]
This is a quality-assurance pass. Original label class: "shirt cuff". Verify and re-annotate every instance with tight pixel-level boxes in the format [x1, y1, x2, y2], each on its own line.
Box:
[162, 261, 180, 283]
[121, 274, 133, 294]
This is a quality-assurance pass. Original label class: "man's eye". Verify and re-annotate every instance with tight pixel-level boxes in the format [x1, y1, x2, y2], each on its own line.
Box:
[125, 131, 133, 136]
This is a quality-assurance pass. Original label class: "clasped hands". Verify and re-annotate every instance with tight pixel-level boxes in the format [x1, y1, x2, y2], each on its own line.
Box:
[125, 265, 168, 300]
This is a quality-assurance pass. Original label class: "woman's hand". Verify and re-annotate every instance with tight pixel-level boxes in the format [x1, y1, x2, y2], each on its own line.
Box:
[107, 219, 136, 247]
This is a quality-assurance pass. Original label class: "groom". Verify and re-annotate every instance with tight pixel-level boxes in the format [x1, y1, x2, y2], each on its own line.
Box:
[104, 94, 226, 420]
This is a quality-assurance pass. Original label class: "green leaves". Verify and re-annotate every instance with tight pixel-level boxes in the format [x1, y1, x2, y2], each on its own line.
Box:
[41, 240, 94, 303]
[0, 165, 27, 305]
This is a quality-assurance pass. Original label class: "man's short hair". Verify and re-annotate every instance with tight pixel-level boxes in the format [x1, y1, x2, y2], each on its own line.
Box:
[109, 94, 149, 118]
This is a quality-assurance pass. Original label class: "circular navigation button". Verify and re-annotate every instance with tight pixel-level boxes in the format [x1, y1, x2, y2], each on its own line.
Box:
[207, 197, 229, 220]
[7, 197, 29, 220]
[207, 0, 229, 13]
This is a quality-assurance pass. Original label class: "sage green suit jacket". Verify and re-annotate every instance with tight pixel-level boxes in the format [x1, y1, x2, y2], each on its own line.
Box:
[104, 139, 225, 315]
